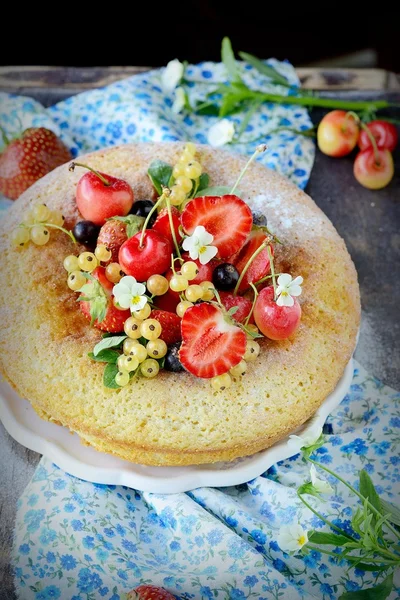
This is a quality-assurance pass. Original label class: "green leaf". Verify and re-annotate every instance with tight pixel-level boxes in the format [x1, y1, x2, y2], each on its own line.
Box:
[147, 160, 173, 195]
[359, 469, 381, 524]
[338, 572, 393, 600]
[88, 349, 120, 363]
[221, 37, 241, 83]
[235, 99, 263, 141]
[194, 185, 232, 198]
[227, 306, 239, 316]
[194, 102, 220, 116]
[103, 363, 120, 389]
[381, 499, 400, 526]
[308, 532, 351, 546]
[110, 214, 145, 238]
[197, 173, 210, 193]
[343, 562, 390, 572]
[93, 335, 127, 356]
[239, 51, 290, 87]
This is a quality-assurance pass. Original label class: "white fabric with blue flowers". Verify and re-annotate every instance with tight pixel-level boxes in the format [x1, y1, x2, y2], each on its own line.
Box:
[1, 61, 398, 599]
[13, 362, 400, 599]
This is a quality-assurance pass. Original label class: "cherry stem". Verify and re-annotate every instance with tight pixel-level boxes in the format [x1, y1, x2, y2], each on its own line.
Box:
[359, 122, 381, 166]
[165, 192, 182, 260]
[233, 241, 268, 296]
[229, 144, 267, 195]
[0, 124, 10, 146]
[139, 194, 165, 248]
[23, 222, 77, 244]
[69, 162, 110, 186]
[253, 272, 283, 287]
[267, 245, 277, 301]
[244, 283, 258, 326]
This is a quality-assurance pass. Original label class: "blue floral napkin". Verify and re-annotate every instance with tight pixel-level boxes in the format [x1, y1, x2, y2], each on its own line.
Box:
[13, 362, 400, 599]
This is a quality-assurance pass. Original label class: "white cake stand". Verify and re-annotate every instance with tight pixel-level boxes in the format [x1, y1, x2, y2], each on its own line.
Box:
[0, 359, 353, 493]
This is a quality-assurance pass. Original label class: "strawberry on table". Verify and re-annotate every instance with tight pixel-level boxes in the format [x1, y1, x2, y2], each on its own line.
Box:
[150, 309, 182, 345]
[179, 303, 246, 378]
[128, 585, 176, 600]
[0, 127, 72, 200]
[181, 194, 252, 258]
[231, 230, 271, 293]
[79, 266, 130, 332]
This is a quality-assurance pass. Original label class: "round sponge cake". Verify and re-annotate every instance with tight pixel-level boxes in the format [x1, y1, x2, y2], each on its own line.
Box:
[0, 143, 360, 466]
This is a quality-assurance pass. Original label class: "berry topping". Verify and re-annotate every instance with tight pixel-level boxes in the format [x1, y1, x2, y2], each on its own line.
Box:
[129, 200, 157, 227]
[219, 291, 253, 324]
[0, 127, 72, 200]
[150, 309, 182, 345]
[118, 230, 172, 282]
[152, 206, 183, 247]
[71, 162, 134, 226]
[72, 220, 100, 247]
[231, 230, 271, 293]
[164, 342, 185, 372]
[181, 253, 216, 285]
[181, 194, 253, 258]
[254, 286, 301, 340]
[79, 267, 130, 332]
[252, 210, 268, 227]
[97, 219, 128, 263]
[128, 586, 176, 600]
[212, 263, 240, 291]
[179, 303, 246, 378]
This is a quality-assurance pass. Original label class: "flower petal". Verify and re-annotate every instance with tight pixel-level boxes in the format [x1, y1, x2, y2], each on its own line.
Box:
[288, 284, 302, 297]
[172, 87, 186, 114]
[207, 119, 235, 147]
[198, 245, 218, 265]
[130, 282, 146, 297]
[118, 293, 134, 309]
[161, 59, 184, 93]
[276, 293, 294, 307]
[291, 276, 303, 286]
[130, 296, 147, 312]
[277, 273, 292, 287]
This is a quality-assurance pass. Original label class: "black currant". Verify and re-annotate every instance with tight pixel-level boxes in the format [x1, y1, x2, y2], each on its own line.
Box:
[252, 211, 268, 227]
[129, 200, 157, 227]
[164, 342, 185, 372]
[212, 263, 240, 291]
[72, 220, 100, 246]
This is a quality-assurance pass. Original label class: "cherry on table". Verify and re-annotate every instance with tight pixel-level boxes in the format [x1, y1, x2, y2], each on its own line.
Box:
[353, 148, 394, 190]
[317, 110, 359, 157]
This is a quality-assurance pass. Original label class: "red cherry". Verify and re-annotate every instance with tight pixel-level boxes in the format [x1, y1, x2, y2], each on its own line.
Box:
[353, 148, 394, 190]
[72, 162, 134, 226]
[358, 120, 398, 152]
[254, 286, 301, 340]
[317, 110, 359, 157]
[118, 230, 172, 282]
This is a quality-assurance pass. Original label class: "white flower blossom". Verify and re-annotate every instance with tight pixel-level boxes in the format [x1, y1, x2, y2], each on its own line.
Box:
[161, 59, 184, 94]
[172, 87, 186, 114]
[182, 225, 218, 265]
[207, 119, 235, 147]
[310, 464, 334, 494]
[113, 276, 147, 312]
[288, 420, 323, 454]
[276, 273, 303, 307]
[277, 523, 308, 552]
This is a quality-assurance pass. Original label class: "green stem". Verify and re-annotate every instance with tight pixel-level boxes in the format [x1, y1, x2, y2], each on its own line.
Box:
[231, 126, 316, 145]
[253, 272, 283, 287]
[0, 124, 10, 146]
[267, 245, 276, 300]
[69, 162, 110, 186]
[244, 283, 258, 326]
[254, 91, 393, 112]
[165, 195, 181, 259]
[359, 121, 381, 165]
[305, 545, 397, 566]
[139, 194, 165, 248]
[233, 241, 268, 295]
[230, 144, 267, 195]
[25, 222, 76, 245]
[307, 458, 400, 542]
[298, 492, 354, 539]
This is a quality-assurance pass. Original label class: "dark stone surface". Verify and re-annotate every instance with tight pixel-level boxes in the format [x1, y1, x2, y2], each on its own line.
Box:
[0, 90, 399, 600]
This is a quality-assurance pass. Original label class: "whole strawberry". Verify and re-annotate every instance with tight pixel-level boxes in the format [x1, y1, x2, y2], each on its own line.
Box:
[127, 585, 176, 600]
[0, 127, 72, 200]
[97, 215, 145, 264]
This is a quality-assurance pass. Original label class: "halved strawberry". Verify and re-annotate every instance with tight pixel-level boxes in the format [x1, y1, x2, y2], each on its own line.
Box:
[97, 219, 128, 264]
[128, 585, 176, 600]
[152, 206, 183, 247]
[79, 266, 130, 332]
[150, 310, 182, 345]
[231, 230, 272, 293]
[181, 252, 217, 284]
[179, 303, 246, 378]
[181, 195, 252, 258]
[219, 291, 253, 324]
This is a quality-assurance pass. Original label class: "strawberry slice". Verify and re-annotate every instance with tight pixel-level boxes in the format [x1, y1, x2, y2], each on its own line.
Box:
[231, 230, 271, 293]
[128, 585, 176, 600]
[152, 206, 183, 247]
[181, 195, 252, 258]
[179, 303, 246, 378]
[150, 310, 182, 345]
[79, 266, 130, 332]
[219, 291, 253, 324]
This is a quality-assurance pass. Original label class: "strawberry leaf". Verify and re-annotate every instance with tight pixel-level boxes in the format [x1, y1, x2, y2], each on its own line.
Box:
[77, 278, 108, 324]
[110, 215, 145, 238]
[103, 363, 120, 389]
[194, 185, 232, 198]
[148, 160, 173, 195]
[88, 349, 120, 363]
[93, 335, 127, 356]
